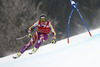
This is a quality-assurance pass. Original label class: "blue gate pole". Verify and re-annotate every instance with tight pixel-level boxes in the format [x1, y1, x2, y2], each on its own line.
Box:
[67, 0, 92, 44]
[75, 7, 92, 37]
[67, 8, 75, 43]
[67, 2, 77, 44]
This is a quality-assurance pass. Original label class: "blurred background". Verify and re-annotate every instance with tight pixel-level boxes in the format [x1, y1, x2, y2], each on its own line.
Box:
[0, 0, 100, 57]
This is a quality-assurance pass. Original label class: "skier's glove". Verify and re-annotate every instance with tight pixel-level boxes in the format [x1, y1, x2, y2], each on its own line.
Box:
[51, 38, 56, 44]
[27, 32, 32, 38]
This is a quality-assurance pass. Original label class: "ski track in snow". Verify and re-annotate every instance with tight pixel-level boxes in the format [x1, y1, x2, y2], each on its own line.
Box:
[0, 28, 100, 67]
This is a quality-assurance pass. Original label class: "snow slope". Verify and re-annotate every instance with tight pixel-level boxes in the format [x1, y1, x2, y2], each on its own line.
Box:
[0, 28, 100, 67]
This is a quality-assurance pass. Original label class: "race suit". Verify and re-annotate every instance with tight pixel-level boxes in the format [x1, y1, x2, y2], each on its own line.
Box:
[20, 20, 56, 53]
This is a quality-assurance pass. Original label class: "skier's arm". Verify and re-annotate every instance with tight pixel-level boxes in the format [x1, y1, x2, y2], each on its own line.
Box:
[49, 22, 56, 39]
[28, 21, 38, 33]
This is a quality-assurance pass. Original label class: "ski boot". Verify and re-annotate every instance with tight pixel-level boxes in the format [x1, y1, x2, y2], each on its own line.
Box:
[13, 52, 22, 59]
[29, 47, 37, 55]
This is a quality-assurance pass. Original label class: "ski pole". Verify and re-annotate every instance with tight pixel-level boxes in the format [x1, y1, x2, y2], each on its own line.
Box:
[16, 35, 27, 40]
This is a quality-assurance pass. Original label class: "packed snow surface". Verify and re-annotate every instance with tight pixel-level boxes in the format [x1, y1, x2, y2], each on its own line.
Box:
[0, 28, 100, 67]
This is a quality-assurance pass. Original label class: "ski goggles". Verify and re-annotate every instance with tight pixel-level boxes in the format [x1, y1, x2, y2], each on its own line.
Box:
[40, 18, 46, 22]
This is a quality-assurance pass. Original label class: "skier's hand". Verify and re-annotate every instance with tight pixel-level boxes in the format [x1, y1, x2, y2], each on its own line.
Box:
[51, 38, 56, 44]
[27, 33, 32, 38]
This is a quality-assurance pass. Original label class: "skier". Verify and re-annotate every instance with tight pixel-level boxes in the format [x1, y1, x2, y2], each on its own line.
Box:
[13, 14, 56, 59]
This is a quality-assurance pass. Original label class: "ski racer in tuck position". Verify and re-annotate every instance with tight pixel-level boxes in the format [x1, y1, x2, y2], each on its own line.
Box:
[13, 14, 56, 59]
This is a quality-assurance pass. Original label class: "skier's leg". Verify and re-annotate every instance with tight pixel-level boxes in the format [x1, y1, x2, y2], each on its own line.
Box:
[29, 35, 44, 54]
[13, 32, 38, 59]
[19, 42, 32, 53]
[20, 32, 38, 53]
[35, 36, 44, 49]
[29, 33, 48, 55]
[35, 33, 48, 49]
[29, 33, 49, 55]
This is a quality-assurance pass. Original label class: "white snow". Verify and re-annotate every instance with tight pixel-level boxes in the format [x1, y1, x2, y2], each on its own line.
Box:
[0, 28, 100, 67]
